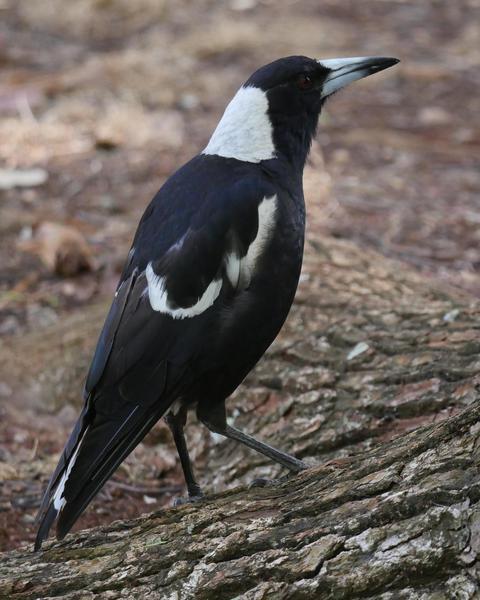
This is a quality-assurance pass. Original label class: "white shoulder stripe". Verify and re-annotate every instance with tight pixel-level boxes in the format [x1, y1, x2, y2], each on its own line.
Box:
[203, 86, 276, 163]
[224, 195, 278, 289]
[247, 195, 277, 271]
[146, 263, 222, 319]
[225, 252, 241, 288]
[146, 195, 277, 315]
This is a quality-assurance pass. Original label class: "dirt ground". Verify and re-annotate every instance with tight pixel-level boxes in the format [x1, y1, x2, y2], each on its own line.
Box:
[0, 0, 479, 551]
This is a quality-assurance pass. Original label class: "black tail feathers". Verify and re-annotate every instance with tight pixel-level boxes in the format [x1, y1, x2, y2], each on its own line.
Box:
[34, 393, 172, 550]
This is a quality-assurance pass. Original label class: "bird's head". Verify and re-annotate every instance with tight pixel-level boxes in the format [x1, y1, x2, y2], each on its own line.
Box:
[203, 55, 399, 170]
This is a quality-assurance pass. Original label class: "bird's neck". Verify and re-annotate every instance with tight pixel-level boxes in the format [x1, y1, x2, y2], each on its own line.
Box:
[203, 86, 276, 164]
[270, 111, 319, 173]
[202, 85, 318, 173]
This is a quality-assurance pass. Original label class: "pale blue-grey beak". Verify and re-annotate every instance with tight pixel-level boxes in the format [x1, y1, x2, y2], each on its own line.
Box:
[318, 56, 399, 98]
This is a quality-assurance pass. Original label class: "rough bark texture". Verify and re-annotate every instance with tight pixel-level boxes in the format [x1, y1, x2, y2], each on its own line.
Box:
[1, 0, 479, 594]
[1, 233, 480, 599]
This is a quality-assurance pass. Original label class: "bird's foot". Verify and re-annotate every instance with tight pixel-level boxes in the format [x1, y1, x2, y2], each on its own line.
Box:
[173, 493, 204, 507]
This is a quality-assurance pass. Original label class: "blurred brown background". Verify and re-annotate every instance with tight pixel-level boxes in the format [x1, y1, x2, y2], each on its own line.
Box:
[0, 0, 479, 551]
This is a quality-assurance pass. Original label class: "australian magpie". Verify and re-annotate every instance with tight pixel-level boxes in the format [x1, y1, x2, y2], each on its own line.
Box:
[35, 54, 399, 549]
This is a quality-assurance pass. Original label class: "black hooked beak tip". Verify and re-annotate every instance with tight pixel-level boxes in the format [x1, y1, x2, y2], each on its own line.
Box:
[318, 56, 400, 98]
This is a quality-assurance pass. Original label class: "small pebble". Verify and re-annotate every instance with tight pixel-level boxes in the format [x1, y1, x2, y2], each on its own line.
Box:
[443, 309, 460, 323]
[347, 341, 370, 361]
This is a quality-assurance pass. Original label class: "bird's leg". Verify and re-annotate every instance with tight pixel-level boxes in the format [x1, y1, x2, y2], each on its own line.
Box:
[197, 402, 308, 473]
[164, 406, 203, 504]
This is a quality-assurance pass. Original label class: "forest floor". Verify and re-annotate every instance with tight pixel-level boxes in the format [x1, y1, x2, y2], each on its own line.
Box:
[0, 0, 479, 551]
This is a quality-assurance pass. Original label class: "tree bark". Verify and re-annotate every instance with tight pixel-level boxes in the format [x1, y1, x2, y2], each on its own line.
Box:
[1, 232, 479, 599]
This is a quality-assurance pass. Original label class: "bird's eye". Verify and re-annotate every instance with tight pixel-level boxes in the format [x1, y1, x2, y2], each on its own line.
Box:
[296, 73, 314, 91]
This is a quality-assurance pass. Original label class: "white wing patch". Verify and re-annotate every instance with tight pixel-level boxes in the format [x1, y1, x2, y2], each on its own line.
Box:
[146, 263, 222, 319]
[203, 86, 276, 163]
[226, 195, 278, 289]
[146, 195, 277, 317]
[225, 252, 241, 288]
[244, 195, 277, 278]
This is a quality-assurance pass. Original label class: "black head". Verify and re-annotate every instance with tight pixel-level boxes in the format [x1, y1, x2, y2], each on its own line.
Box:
[204, 55, 399, 170]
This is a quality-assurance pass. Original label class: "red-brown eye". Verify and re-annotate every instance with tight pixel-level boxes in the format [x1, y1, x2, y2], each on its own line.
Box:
[296, 73, 314, 91]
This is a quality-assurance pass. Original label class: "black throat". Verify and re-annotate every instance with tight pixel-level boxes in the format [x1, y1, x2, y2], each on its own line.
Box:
[268, 108, 320, 173]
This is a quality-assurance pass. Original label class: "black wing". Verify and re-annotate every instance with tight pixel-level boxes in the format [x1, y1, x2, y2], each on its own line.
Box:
[35, 169, 274, 549]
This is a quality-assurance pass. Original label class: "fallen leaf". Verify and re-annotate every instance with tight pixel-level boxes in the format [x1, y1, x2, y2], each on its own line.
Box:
[18, 221, 94, 277]
[0, 462, 17, 481]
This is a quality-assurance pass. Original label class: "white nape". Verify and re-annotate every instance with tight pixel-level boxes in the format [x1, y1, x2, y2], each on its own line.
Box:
[146, 263, 222, 319]
[52, 436, 85, 511]
[203, 86, 276, 163]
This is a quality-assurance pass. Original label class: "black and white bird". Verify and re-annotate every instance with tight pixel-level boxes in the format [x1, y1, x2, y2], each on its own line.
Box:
[35, 54, 399, 549]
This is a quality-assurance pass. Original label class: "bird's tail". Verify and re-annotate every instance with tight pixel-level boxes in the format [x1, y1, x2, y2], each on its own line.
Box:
[34, 390, 172, 551]
[35, 398, 92, 536]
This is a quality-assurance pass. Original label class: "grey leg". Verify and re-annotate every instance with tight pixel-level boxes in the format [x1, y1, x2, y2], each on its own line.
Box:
[164, 407, 203, 499]
[197, 402, 307, 473]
